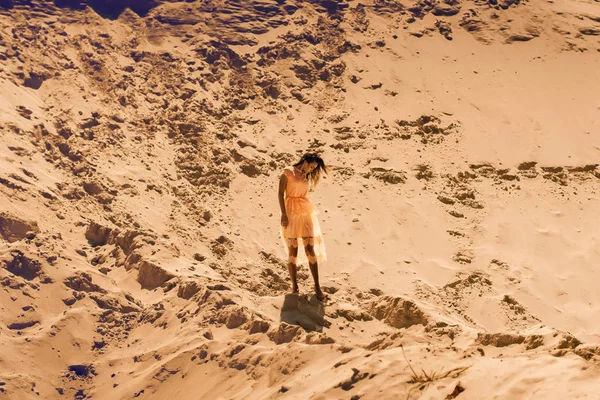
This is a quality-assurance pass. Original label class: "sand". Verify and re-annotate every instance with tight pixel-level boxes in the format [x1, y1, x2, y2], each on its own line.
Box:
[1, 0, 600, 398]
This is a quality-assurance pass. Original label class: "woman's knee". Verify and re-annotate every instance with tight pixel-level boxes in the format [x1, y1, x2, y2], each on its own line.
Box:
[304, 244, 315, 256]
[287, 238, 299, 253]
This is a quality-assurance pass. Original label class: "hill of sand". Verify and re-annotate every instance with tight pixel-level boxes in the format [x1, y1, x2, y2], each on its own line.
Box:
[1, 0, 600, 398]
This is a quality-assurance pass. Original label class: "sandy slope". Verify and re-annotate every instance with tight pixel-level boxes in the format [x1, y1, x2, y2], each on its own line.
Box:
[1, 0, 600, 398]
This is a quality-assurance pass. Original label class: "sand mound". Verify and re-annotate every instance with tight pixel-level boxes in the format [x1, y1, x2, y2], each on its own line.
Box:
[137, 260, 175, 289]
[369, 296, 429, 329]
[0, 212, 39, 243]
[1, 0, 600, 398]
[1, 249, 52, 283]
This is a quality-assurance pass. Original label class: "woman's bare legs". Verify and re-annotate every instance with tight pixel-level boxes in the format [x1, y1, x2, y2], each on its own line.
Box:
[287, 238, 299, 293]
[303, 238, 324, 301]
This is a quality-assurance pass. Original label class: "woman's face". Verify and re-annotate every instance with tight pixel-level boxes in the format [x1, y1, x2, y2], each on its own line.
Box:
[304, 161, 318, 173]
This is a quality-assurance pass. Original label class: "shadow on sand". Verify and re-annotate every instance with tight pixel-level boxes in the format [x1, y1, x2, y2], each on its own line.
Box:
[280, 293, 331, 332]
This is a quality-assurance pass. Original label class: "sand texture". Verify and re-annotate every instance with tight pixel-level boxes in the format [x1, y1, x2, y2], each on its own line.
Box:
[1, 0, 600, 398]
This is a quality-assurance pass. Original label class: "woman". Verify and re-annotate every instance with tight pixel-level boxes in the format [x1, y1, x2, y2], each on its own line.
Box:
[278, 153, 328, 301]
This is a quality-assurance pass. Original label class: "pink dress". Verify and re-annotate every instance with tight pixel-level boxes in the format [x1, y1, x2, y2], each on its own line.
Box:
[280, 166, 327, 265]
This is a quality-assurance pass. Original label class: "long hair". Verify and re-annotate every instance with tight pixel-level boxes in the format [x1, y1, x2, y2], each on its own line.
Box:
[293, 153, 328, 188]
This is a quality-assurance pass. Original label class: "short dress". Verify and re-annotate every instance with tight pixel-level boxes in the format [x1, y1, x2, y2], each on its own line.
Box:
[280, 166, 327, 265]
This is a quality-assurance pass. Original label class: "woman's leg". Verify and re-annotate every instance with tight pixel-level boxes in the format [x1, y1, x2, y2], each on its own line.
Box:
[303, 237, 324, 301]
[287, 238, 299, 293]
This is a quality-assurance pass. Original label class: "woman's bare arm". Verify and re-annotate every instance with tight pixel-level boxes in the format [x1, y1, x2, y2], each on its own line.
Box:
[278, 174, 288, 226]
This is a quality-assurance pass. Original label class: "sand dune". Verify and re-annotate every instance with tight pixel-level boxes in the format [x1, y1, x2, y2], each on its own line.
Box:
[1, 0, 600, 398]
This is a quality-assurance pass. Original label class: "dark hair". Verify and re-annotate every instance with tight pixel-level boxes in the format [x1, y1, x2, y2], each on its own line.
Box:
[293, 153, 328, 187]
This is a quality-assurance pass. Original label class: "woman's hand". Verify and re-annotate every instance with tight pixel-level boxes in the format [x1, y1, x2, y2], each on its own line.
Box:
[281, 214, 289, 227]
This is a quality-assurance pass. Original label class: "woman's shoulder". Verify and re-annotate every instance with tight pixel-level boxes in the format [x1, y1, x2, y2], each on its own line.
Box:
[282, 166, 294, 177]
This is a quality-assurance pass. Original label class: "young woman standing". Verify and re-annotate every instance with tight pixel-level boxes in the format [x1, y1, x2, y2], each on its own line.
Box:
[278, 153, 328, 301]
